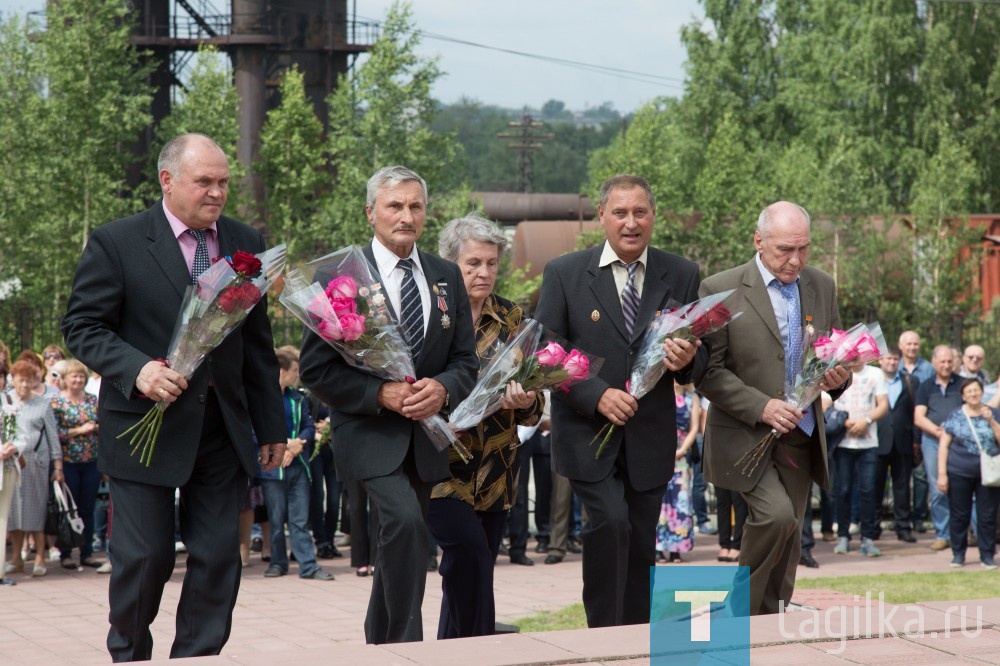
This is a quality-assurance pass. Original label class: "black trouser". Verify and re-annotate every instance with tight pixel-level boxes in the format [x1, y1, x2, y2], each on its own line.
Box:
[717, 487, 747, 550]
[507, 430, 551, 556]
[875, 449, 913, 532]
[948, 472, 1000, 562]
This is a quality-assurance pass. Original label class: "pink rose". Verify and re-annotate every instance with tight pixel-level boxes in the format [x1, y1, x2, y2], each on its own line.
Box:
[317, 317, 343, 342]
[338, 313, 366, 342]
[330, 296, 357, 317]
[813, 336, 838, 361]
[562, 349, 590, 382]
[325, 276, 358, 300]
[853, 333, 880, 363]
[535, 342, 568, 366]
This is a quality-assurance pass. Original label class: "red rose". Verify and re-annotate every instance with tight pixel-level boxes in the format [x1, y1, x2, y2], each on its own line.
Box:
[230, 251, 263, 277]
[690, 304, 732, 337]
[218, 281, 261, 313]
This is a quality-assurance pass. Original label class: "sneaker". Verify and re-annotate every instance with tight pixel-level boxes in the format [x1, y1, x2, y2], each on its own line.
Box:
[930, 538, 950, 551]
[950, 555, 965, 568]
[848, 523, 860, 536]
[302, 568, 335, 580]
[97, 561, 113, 574]
[859, 538, 881, 557]
[834, 537, 850, 554]
[981, 558, 998, 571]
[263, 564, 285, 578]
[698, 522, 719, 535]
[821, 531, 837, 542]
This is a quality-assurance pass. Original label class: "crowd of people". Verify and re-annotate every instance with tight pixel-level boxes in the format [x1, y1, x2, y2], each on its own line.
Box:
[1, 132, 998, 661]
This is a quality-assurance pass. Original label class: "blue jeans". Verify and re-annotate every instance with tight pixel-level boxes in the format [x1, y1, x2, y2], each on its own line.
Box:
[261, 461, 319, 577]
[60, 460, 100, 561]
[921, 434, 950, 541]
[833, 446, 879, 540]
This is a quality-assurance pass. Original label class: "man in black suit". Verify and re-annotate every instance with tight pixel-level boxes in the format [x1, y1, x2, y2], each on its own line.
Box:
[299, 165, 477, 644]
[876, 344, 919, 542]
[534, 174, 706, 627]
[62, 133, 287, 661]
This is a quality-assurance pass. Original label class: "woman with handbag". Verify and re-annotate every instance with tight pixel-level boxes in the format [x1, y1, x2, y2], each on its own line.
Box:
[4, 360, 62, 578]
[937, 377, 1000, 569]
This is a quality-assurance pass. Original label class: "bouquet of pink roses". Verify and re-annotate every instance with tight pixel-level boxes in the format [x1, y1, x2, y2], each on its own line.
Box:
[279, 245, 471, 462]
[447, 318, 603, 435]
[735, 321, 888, 476]
[590, 290, 743, 459]
[118, 244, 287, 466]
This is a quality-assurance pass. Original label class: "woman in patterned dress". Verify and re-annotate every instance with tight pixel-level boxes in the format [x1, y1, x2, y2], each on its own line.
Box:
[426, 212, 544, 639]
[656, 381, 701, 562]
[51, 359, 102, 568]
[4, 360, 62, 578]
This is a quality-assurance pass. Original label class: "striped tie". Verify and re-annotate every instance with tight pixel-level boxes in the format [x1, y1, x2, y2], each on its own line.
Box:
[620, 261, 640, 338]
[397, 259, 424, 358]
[188, 229, 211, 283]
[777, 280, 815, 436]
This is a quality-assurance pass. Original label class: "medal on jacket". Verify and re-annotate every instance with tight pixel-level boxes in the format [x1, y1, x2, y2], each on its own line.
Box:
[435, 283, 450, 329]
[591, 310, 600, 322]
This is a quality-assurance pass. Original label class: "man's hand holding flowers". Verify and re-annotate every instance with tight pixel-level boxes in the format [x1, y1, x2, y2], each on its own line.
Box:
[761, 365, 850, 435]
[498, 381, 536, 411]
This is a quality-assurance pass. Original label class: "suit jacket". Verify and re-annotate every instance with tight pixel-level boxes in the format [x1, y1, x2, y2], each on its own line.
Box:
[298, 244, 478, 484]
[697, 259, 843, 493]
[61, 202, 287, 487]
[876, 373, 918, 457]
[533, 244, 707, 492]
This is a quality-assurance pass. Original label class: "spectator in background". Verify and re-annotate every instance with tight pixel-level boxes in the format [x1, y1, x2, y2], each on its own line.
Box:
[0, 339, 11, 388]
[914, 345, 964, 551]
[51, 359, 103, 569]
[42, 344, 66, 392]
[4, 360, 62, 578]
[898, 331, 933, 534]
[937, 378, 1000, 569]
[898, 331, 934, 383]
[875, 345, 920, 543]
[508, 393, 552, 566]
[1, 361, 24, 585]
[656, 381, 701, 563]
[958, 345, 990, 384]
[309, 404, 342, 561]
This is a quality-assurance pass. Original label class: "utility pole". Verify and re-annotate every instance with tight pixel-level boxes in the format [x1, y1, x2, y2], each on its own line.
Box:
[497, 113, 554, 193]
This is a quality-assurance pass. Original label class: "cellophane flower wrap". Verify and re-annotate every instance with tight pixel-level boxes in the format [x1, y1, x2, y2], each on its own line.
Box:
[117, 244, 287, 466]
[735, 321, 888, 476]
[591, 290, 743, 459]
[1, 398, 21, 470]
[448, 318, 603, 435]
[278, 245, 471, 463]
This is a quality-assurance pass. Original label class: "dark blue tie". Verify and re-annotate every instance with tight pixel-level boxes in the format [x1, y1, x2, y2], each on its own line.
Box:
[619, 261, 640, 338]
[398, 259, 424, 358]
[188, 229, 211, 283]
[776, 280, 815, 436]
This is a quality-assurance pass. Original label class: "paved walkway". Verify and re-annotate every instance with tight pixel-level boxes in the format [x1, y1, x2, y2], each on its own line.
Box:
[1, 527, 998, 664]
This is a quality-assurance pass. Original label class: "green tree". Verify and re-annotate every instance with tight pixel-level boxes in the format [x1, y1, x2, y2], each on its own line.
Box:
[257, 66, 327, 262]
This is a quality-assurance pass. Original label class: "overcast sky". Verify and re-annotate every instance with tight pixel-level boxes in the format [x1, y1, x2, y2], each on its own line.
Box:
[0, 0, 704, 113]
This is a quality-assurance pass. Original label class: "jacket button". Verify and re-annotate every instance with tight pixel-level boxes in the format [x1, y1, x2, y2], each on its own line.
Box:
[777, 389, 785, 396]
[198, 394, 206, 404]
[778, 352, 785, 361]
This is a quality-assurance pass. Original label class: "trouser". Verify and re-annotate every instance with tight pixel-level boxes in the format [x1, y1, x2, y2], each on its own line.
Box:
[875, 448, 913, 532]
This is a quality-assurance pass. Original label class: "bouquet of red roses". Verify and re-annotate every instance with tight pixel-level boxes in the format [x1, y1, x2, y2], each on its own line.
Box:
[448, 318, 603, 435]
[590, 290, 743, 459]
[279, 245, 471, 462]
[118, 244, 287, 466]
[735, 321, 887, 476]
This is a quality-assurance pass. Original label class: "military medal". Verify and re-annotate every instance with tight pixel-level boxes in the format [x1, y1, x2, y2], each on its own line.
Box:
[591, 310, 600, 321]
[441, 314, 451, 329]
[436, 281, 450, 328]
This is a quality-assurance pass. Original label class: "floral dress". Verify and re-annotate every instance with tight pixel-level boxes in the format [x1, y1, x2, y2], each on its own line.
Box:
[656, 393, 694, 554]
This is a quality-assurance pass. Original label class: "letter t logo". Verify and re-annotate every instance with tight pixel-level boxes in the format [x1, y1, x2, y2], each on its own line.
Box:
[674, 590, 730, 641]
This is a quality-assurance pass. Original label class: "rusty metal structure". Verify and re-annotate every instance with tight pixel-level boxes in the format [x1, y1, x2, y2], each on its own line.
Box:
[125, 0, 377, 206]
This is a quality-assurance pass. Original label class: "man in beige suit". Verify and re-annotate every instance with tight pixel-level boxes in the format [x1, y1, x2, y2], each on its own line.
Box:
[697, 201, 851, 615]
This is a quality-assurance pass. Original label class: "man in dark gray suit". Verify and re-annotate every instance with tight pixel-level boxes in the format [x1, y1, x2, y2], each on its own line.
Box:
[299, 166, 477, 644]
[698, 201, 851, 615]
[534, 174, 706, 628]
[62, 134, 287, 661]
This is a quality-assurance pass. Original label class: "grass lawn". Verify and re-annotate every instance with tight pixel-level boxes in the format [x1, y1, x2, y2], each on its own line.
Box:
[512, 570, 1000, 632]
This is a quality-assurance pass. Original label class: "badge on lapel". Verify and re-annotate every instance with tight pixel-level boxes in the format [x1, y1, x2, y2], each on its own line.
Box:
[434, 282, 451, 329]
[591, 310, 601, 322]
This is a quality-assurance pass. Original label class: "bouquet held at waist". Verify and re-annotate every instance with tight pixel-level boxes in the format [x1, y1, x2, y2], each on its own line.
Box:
[278, 245, 471, 463]
[735, 320, 888, 477]
[118, 245, 288, 466]
[448, 318, 603, 436]
[591, 290, 743, 459]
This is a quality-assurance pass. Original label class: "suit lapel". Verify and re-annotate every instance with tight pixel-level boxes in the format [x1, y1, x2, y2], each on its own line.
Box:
[798, 269, 817, 326]
[146, 203, 192, 300]
[633, 251, 671, 344]
[742, 259, 782, 345]
[587, 248, 630, 341]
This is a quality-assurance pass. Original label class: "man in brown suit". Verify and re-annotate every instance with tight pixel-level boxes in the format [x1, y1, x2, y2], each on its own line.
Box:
[697, 201, 851, 615]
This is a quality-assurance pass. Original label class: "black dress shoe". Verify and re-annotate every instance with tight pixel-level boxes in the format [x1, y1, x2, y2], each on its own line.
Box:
[534, 540, 550, 554]
[567, 539, 582, 554]
[914, 522, 928, 534]
[316, 545, 335, 560]
[544, 553, 564, 565]
[509, 553, 534, 566]
[896, 530, 917, 543]
[799, 551, 819, 568]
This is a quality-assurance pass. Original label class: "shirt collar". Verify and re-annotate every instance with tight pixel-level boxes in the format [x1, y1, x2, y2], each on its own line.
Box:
[598, 241, 648, 268]
[479, 293, 506, 326]
[163, 200, 217, 240]
[371, 237, 424, 277]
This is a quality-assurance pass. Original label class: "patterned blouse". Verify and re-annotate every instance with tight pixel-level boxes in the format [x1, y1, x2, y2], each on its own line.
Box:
[432, 294, 544, 512]
[51, 392, 99, 463]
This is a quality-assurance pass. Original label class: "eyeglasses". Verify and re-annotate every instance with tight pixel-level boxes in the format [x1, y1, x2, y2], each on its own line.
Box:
[43, 353, 63, 360]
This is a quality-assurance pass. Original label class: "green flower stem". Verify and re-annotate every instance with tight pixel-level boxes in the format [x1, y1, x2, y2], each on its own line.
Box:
[590, 422, 616, 460]
[117, 401, 170, 467]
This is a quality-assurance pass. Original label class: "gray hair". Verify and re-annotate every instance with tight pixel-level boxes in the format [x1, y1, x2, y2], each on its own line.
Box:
[157, 133, 224, 176]
[366, 165, 428, 209]
[438, 211, 508, 263]
[598, 174, 655, 211]
[756, 201, 811, 238]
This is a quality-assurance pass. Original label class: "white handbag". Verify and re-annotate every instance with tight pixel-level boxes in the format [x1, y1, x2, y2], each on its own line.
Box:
[965, 411, 1000, 488]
